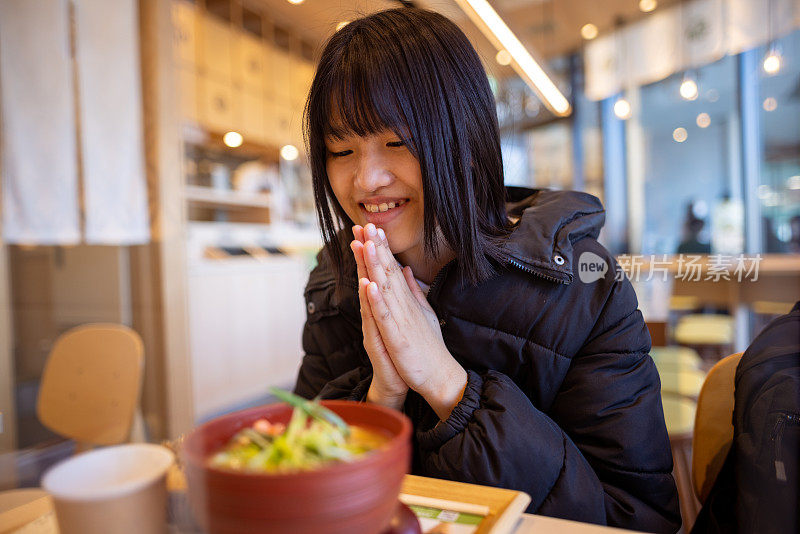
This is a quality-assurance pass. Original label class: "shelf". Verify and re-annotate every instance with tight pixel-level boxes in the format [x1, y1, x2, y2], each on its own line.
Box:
[185, 185, 271, 209]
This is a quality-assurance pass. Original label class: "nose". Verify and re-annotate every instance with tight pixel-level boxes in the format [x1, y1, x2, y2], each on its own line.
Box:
[354, 150, 393, 193]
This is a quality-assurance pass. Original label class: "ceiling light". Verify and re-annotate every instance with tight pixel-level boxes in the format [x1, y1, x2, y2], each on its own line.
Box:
[452, 0, 571, 116]
[287, 0, 304, 4]
[280, 144, 299, 161]
[787, 175, 800, 190]
[336, 21, 350, 32]
[763, 49, 782, 75]
[613, 98, 631, 120]
[580, 24, 598, 40]
[673, 127, 688, 143]
[763, 97, 777, 111]
[639, 0, 658, 12]
[223, 131, 243, 148]
[680, 76, 698, 101]
[495, 49, 512, 66]
[696, 112, 710, 128]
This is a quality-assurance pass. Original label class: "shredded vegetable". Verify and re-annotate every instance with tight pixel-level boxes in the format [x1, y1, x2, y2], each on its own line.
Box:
[209, 389, 386, 473]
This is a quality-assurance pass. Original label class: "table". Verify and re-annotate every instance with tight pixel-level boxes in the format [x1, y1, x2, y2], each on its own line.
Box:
[514, 514, 642, 533]
[2, 476, 645, 534]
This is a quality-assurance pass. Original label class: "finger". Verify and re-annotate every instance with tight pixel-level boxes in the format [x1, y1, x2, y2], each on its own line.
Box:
[364, 240, 405, 314]
[352, 225, 365, 243]
[365, 224, 406, 286]
[351, 240, 368, 281]
[359, 278, 384, 356]
[403, 266, 429, 307]
[366, 281, 404, 351]
[358, 277, 373, 320]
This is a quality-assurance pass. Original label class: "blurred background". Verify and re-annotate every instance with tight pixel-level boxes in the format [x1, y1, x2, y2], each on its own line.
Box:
[0, 0, 798, 515]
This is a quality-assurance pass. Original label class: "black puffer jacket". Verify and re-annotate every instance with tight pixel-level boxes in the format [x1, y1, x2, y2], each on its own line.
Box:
[294, 188, 681, 533]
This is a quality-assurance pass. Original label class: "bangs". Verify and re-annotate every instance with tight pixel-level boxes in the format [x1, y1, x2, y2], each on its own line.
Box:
[312, 30, 415, 150]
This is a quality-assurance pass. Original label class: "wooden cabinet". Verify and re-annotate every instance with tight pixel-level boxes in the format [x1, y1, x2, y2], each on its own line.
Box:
[199, 73, 237, 133]
[239, 89, 267, 144]
[200, 14, 233, 83]
[291, 60, 314, 109]
[270, 48, 293, 105]
[173, 4, 311, 153]
[177, 66, 199, 123]
[172, 0, 197, 67]
[264, 99, 294, 148]
[236, 33, 267, 94]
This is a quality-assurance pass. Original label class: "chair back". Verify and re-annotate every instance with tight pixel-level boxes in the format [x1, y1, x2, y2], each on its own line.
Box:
[36, 324, 144, 448]
[692, 352, 743, 504]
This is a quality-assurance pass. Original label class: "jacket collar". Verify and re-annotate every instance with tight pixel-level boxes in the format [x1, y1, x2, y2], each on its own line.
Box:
[502, 187, 606, 284]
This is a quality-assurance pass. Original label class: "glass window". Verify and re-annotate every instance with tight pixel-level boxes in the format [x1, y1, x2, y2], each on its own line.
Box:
[756, 29, 800, 253]
[638, 55, 741, 255]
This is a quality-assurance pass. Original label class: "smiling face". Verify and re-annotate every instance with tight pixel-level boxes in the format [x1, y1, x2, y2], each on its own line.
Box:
[325, 129, 426, 262]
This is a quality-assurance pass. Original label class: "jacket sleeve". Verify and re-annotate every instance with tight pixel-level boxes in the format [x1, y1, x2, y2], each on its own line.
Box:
[416, 277, 681, 533]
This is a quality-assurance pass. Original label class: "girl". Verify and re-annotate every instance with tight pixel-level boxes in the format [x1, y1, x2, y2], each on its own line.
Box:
[293, 8, 680, 533]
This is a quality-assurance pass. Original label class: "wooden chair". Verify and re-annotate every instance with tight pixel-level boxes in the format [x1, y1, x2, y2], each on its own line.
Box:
[662, 394, 700, 531]
[651, 346, 704, 373]
[692, 352, 743, 504]
[674, 315, 734, 366]
[36, 324, 144, 452]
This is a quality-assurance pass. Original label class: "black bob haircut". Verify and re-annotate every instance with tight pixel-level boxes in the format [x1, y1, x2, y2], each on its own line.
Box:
[304, 7, 510, 288]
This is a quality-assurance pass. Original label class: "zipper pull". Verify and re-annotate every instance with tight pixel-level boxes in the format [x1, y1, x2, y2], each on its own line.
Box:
[772, 414, 788, 482]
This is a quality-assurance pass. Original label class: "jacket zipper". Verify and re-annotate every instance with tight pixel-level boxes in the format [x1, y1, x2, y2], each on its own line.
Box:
[506, 258, 568, 284]
[427, 257, 568, 306]
[771, 412, 800, 482]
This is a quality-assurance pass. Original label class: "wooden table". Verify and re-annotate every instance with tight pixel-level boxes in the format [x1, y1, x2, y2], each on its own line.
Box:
[514, 514, 643, 533]
[4, 471, 646, 534]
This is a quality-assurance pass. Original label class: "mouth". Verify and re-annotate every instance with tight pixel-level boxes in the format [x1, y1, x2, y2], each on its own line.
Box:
[359, 199, 409, 214]
[358, 198, 410, 225]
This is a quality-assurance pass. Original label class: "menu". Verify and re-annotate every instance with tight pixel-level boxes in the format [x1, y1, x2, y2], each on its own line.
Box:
[409, 503, 484, 533]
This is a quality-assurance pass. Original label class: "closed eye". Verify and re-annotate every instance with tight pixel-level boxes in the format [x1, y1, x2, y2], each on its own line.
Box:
[386, 140, 405, 148]
[328, 149, 353, 158]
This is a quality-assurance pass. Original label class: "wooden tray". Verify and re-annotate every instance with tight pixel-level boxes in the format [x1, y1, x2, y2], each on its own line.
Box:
[400, 475, 531, 534]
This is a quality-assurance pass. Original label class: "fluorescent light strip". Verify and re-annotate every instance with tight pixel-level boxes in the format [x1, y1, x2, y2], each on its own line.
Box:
[453, 0, 571, 116]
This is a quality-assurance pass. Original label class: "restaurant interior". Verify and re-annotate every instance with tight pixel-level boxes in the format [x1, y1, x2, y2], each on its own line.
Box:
[0, 0, 798, 532]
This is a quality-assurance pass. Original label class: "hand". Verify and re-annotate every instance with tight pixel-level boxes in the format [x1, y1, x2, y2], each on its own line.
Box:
[351, 226, 408, 411]
[358, 224, 467, 421]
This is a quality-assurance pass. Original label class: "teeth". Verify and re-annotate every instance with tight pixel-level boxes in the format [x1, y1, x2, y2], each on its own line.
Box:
[363, 199, 406, 213]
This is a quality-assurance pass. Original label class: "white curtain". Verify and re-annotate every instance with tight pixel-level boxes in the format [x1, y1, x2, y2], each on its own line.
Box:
[0, 0, 80, 244]
[584, 35, 620, 101]
[627, 8, 680, 88]
[74, 0, 149, 244]
[584, 0, 800, 101]
[681, 0, 726, 68]
[1, 0, 150, 245]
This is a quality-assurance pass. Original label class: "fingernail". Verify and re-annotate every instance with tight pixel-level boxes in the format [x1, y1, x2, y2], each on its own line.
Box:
[366, 241, 375, 256]
[377, 228, 385, 240]
[369, 282, 379, 294]
[366, 224, 377, 237]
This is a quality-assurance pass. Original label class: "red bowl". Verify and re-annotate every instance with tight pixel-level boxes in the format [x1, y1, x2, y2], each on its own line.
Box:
[182, 400, 412, 534]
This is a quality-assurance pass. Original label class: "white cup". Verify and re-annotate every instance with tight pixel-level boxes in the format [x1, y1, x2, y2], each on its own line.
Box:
[42, 443, 174, 534]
